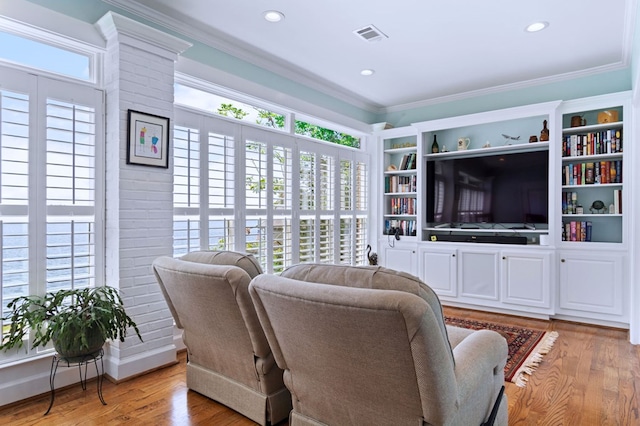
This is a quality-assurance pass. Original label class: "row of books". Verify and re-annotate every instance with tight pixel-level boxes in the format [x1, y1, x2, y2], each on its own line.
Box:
[397, 153, 417, 170]
[562, 192, 579, 215]
[385, 175, 417, 193]
[562, 130, 622, 157]
[562, 160, 622, 186]
[562, 189, 622, 215]
[384, 219, 417, 236]
[562, 221, 592, 242]
[389, 197, 417, 215]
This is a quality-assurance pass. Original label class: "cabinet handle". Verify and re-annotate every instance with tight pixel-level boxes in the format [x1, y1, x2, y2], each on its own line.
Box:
[561, 259, 565, 263]
[502, 256, 506, 260]
[452, 254, 455, 257]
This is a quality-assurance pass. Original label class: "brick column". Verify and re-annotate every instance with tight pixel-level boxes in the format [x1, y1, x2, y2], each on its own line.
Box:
[96, 12, 191, 380]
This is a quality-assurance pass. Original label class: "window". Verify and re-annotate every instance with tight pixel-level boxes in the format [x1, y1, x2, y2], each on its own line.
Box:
[173, 102, 369, 273]
[0, 30, 93, 82]
[0, 67, 103, 362]
[175, 83, 286, 130]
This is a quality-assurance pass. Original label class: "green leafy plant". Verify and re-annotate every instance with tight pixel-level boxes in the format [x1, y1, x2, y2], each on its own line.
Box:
[1, 286, 142, 357]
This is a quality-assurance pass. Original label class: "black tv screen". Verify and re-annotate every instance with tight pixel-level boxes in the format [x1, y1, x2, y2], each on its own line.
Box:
[426, 150, 549, 227]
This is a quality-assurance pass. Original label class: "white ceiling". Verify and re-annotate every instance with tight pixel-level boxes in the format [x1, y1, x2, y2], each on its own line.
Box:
[111, 0, 635, 112]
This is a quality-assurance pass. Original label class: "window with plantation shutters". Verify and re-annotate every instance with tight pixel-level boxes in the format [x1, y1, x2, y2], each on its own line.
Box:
[172, 102, 369, 274]
[0, 67, 103, 363]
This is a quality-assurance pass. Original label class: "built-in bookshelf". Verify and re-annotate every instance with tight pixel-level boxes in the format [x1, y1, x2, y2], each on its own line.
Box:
[560, 111, 624, 243]
[382, 133, 418, 237]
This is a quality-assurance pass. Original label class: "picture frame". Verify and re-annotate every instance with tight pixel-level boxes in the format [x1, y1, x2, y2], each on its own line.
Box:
[126, 109, 170, 168]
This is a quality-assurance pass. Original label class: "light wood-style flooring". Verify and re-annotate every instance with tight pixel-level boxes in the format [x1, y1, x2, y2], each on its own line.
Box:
[0, 306, 638, 425]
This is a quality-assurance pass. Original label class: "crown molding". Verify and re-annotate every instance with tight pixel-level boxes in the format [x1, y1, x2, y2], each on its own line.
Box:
[382, 62, 629, 114]
[101, 0, 380, 113]
[95, 11, 192, 58]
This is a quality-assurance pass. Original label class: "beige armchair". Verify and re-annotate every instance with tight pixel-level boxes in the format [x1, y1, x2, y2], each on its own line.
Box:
[152, 251, 291, 426]
[249, 263, 508, 426]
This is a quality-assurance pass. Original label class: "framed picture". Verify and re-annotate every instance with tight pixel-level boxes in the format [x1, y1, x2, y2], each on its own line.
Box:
[126, 109, 170, 168]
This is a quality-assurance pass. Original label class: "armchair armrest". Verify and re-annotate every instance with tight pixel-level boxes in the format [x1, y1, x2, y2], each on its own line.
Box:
[451, 329, 507, 409]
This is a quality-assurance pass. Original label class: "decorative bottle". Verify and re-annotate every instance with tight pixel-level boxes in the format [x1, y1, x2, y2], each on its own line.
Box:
[540, 120, 549, 142]
[431, 135, 439, 153]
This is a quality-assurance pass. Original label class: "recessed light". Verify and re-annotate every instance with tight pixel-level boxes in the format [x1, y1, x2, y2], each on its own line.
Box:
[526, 21, 548, 32]
[263, 10, 284, 22]
[360, 69, 375, 76]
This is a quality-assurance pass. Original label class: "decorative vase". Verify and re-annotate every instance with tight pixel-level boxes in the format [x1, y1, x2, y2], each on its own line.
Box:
[540, 120, 549, 142]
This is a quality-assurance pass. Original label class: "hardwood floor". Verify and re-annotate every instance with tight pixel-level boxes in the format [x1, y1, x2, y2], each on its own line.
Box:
[0, 307, 638, 425]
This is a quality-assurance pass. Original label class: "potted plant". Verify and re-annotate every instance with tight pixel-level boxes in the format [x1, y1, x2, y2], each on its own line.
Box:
[1, 286, 142, 359]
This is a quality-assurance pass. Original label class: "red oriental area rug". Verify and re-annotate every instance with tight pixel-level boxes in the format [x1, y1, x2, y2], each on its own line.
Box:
[444, 316, 558, 387]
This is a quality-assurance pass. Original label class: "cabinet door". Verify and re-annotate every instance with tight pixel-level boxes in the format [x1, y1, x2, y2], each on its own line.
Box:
[458, 249, 499, 301]
[501, 250, 552, 310]
[381, 243, 417, 276]
[558, 251, 624, 316]
[419, 247, 457, 297]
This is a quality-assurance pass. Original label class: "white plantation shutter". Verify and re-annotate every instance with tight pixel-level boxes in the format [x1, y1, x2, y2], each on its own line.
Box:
[0, 68, 103, 362]
[339, 159, 354, 264]
[0, 90, 29, 206]
[0, 88, 30, 328]
[44, 85, 101, 295]
[173, 125, 201, 256]
[244, 136, 294, 272]
[355, 160, 368, 262]
[208, 132, 235, 251]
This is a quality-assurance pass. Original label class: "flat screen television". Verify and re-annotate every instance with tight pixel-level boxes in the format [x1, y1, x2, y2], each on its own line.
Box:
[426, 150, 549, 228]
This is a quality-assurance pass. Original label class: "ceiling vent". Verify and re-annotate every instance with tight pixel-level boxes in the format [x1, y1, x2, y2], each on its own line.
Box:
[353, 24, 388, 42]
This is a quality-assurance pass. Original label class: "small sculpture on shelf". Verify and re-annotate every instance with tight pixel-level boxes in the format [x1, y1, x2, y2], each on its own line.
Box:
[501, 134, 520, 145]
[366, 245, 378, 265]
[590, 200, 606, 214]
[540, 120, 549, 141]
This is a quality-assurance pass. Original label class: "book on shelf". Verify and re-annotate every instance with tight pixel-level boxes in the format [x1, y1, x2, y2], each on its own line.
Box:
[562, 160, 621, 185]
[384, 219, 417, 236]
[562, 191, 579, 214]
[563, 220, 592, 242]
[562, 129, 623, 157]
[397, 153, 417, 171]
[390, 197, 416, 215]
[613, 189, 622, 214]
[385, 175, 417, 193]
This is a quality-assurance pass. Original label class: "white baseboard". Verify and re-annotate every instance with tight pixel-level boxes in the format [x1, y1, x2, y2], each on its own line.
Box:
[103, 344, 177, 382]
[0, 353, 101, 407]
[0, 343, 178, 408]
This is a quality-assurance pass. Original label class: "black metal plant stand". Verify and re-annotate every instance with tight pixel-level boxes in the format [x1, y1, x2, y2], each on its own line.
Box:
[45, 348, 107, 415]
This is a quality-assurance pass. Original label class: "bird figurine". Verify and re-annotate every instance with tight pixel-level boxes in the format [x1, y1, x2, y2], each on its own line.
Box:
[366, 244, 378, 266]
[501, 134, 520, 145]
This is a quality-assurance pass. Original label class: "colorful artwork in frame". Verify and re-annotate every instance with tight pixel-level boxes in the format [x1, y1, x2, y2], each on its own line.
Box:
[126, 109, 170, 168]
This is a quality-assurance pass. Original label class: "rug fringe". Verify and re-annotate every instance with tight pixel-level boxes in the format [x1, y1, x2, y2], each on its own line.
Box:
[512, 331, 559, 387]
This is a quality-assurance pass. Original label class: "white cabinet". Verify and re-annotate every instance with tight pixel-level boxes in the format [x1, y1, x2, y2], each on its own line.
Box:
[419, 245, 553, 314]
[419, 246, 457, 297]
[501, 250, 552, 312]
[380, 241, 417, 276]
[458, 248, 500, 303]
[558, 250, 626, 322]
